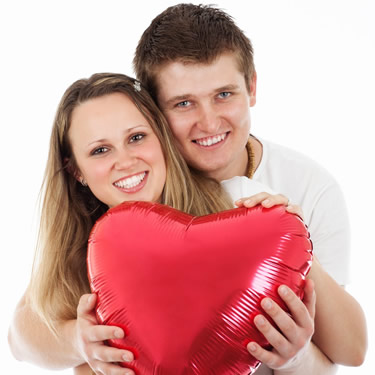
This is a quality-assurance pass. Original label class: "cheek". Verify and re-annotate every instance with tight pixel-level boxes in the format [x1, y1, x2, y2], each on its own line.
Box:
[147, 143, 167, 184]
[165, 113, 193, 140]
[141, 139, 167, 169]
[81, 160, 111, 183]
[227, 102, 251, 129]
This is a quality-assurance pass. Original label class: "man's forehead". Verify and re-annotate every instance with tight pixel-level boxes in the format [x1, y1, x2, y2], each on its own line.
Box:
[155, 54, 246, 98]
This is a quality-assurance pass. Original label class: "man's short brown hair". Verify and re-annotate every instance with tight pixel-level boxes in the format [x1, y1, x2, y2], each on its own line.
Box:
[133, 3, 255, 99]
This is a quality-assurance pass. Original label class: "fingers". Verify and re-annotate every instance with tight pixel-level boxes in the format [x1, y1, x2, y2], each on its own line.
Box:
[247, 286, 315, 370]
[252, 307, 294, 360]
[91, 360, 135, 375]
[77, 294, 97, 321]
[235, 192, 289, 208]
[235, 193, 306, 222]
[247, 341, 285, 369]
[285, 204, 304, 220]
[278, 285, 315, 331]
[94, 346, 134, 363]
[84, 339, 134, 374]
[76, 294, 135, 374]
[302, 279, 316, 319]
[85, 324, 125, 343]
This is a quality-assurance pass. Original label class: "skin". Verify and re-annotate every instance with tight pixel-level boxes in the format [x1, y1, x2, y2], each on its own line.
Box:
[156, 52, 256, 182]
[152, 50, 367, 369]
[153, 52, 325, 371]
[8, 89, 324, 374]
[9, 58, 366, 372]
[69, 92, 166, 208]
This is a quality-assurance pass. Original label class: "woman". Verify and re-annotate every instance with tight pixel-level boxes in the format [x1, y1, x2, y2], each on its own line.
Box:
[9, 73, 366, 375]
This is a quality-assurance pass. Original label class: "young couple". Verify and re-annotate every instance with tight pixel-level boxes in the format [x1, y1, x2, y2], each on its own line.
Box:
[9, 4, 367, 375]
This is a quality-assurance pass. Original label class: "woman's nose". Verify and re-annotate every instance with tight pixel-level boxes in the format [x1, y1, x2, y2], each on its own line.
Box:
[114, 149, 138, 170]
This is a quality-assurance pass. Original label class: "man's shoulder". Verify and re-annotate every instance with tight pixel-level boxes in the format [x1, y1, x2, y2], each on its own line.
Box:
[262, 138, 317, 164]
[259, 138, 334, 180]
[254, 137, 340, 200]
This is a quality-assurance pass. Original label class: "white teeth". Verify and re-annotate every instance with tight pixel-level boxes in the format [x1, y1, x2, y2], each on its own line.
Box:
[114, 172, 146, 189]
[196, 133, 226, 147]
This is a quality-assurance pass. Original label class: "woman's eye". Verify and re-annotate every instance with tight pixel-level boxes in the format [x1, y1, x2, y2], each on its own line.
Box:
[92, 146, 108, 155]
[129, 133, 145, 143]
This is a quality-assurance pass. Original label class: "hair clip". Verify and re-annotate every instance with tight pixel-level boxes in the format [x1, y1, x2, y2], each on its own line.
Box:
[133, 80, 141, 92]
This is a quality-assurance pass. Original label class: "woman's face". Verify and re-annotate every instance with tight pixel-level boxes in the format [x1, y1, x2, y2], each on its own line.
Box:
[69, 92, 167, 208]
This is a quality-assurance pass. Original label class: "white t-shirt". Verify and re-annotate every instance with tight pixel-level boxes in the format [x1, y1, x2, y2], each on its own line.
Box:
[221, 138, 350, 374]
[223, 138, 350, 286]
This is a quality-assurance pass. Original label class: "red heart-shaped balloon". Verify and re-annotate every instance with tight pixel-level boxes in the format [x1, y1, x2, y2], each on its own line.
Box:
[87, 201, 312, 375]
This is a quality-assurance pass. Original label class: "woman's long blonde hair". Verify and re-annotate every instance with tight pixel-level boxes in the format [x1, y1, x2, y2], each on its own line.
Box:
[28, 73, 233, 333]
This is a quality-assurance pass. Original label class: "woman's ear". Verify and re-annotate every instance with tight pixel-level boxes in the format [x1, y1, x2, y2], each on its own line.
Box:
[64, 157, 86, 185]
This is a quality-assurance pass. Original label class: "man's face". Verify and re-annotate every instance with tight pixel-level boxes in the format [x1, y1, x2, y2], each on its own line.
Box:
[156, 52, 257, 181]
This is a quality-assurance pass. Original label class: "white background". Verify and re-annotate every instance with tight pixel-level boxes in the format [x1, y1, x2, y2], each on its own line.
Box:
[1, 0, 374, 373]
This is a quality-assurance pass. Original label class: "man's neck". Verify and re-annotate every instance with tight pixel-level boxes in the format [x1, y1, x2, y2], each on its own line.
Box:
[248, 135, 263, 175]
[208, 136, 263, 182]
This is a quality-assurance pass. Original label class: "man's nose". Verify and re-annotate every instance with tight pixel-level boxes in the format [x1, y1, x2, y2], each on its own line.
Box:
[196, 104, 221, 134]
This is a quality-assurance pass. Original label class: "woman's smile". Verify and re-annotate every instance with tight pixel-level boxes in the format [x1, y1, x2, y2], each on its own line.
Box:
[113, 171, 148, 192]
[69, 92, 167, 207]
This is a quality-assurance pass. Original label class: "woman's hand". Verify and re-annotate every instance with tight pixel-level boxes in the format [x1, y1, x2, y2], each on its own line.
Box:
[75, 294, 135, 375]
[247, 281, 316, 371]
[235, 192, 304, 219]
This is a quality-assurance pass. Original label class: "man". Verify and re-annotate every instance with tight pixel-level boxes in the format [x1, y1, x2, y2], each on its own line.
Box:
[132, 3, 359, 374]
[8, 4, 366, 375]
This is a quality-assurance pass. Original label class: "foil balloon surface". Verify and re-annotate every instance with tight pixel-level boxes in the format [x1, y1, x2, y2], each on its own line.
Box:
[87, 201, 313, 375]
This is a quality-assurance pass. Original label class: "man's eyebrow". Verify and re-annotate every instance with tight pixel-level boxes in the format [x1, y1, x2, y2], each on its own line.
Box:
[214, 84, 240, 92]
[164, 94, 192, 106]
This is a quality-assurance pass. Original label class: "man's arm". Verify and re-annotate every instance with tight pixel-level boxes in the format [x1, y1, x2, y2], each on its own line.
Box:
[308, 258, 367, 366]
[274, 341, 338, 375]
[247, 281, 339, 374]
[8, 292, 134, 374]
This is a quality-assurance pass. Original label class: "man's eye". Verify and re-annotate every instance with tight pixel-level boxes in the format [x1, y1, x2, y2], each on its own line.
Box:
[176, 100, 190, 108]
[92, 146, 108, 155]
[130, 133, 145, 143]
[218, 92, 231, 99]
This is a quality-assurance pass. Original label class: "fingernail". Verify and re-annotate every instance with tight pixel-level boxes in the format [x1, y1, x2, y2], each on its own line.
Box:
[279, 285, 288, 296]
[262, 298, 272, 310]
[245, 199, 253, 205]
[88, 294, 95, 304]
[262, 199, 270, 206]
[256, 315, 266, 326]
[114, 329, 124, 338]
[123, 353, 133, 362]
[248, 342, 257, 352]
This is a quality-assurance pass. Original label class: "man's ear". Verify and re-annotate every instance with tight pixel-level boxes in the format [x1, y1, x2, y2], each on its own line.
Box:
[249, 71, 257, 107]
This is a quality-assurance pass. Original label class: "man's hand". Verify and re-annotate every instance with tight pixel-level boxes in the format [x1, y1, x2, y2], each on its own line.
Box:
[247, 280, 315, 371]
[75, 294, 135, 375]
[235, 192, 304, 219]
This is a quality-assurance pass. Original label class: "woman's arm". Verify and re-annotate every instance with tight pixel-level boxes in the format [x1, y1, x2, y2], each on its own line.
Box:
[8, 292, 81, 369]
[308, 257, 367, 366]
[8, 292, 135, 374]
